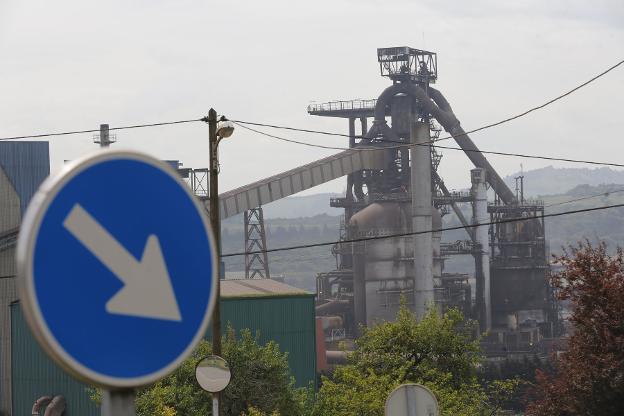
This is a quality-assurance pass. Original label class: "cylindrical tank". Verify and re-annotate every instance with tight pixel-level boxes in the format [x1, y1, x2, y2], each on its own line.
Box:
[350, 202, 413, 326]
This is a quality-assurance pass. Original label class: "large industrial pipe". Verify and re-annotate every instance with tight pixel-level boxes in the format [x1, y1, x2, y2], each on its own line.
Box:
[471, 168, 491, 330]
[352, 230, 367, 333]
[32, 396, 53, 415]
[411, 122, 434, 319]
[371, 82, 517, 205]
[44, 396, 66, 416]
[32, 395, 65, 416]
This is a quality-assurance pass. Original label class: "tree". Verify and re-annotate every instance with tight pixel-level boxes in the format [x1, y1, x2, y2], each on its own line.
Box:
[527, 242, 624, 415]
[91, 327, 307, 415]
[312, 304, 506, 415]
[479, 354, 551, 413]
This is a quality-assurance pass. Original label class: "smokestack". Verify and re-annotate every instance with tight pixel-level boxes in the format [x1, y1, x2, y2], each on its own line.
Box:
[411, 121, 434, 319]
[471, 168, 491, 331]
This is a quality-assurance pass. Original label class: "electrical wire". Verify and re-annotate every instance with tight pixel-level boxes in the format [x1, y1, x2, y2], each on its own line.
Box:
[0, 118, 203, 142]
[545, 188, 624, 208]
[220, 202, 624, 258]
[234, 123, 352, 150]
[232, 57, 624, 145]
[231, 58, 624, 166]
[2, 204, 622, 278]
[1, 57, 620, 143]
[234, 122, 624, 168]
[441, 58, 624, 138]
[222, 191, 624, 267]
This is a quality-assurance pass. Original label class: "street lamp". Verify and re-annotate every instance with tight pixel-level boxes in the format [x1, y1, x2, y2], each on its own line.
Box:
[203, 108, 234, 416]
[216, 119, 235, 139]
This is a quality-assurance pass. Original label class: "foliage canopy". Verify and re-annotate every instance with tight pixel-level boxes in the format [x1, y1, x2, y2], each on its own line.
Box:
[527, 242, 624, 415]
[91, 327, 306, 416]
[311, 304, 510, 416]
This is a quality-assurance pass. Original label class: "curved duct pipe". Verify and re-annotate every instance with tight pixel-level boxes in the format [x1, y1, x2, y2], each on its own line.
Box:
[32, 395, 65, 416]
[44, 396, 66, 416]
[32, 396, 53, 415]
[371, 82, 517, 205]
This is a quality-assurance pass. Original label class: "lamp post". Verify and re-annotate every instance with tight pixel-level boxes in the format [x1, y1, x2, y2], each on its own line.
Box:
[204, 108, 234, 416]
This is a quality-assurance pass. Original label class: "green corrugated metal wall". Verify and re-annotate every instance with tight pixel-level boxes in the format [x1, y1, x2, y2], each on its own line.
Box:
[220, 294, 316, 388]
[10, 293, 316, 414]
[10, 303, 99, 416]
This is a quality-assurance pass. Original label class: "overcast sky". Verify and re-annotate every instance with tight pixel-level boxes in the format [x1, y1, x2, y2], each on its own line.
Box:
[1, 0, 623, 196]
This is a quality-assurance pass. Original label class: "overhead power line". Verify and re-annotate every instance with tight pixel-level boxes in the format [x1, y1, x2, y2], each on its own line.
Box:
[220, 202, 624, 258]
[232, 57, 624, 165]
[445, 58, 624, 138]
[1, 57, 620, 143]
[234, 122, 350, 150]
[234, 122, 624, 168]
[232, 57, 624, 144]
[0, 118, 203, 142]
[545, 188, 624, 208]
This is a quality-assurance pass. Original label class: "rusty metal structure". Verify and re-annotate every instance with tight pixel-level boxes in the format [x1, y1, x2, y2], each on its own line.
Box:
[244, 207, 271, 279]
[310, 46, 558, 356]
[0, 52, 560, 396]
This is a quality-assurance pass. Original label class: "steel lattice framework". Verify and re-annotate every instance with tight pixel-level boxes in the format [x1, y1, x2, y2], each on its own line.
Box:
[244, 207, 270, 279]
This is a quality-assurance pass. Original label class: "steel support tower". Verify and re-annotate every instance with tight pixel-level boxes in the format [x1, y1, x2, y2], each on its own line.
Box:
[244, 207, 271, 279]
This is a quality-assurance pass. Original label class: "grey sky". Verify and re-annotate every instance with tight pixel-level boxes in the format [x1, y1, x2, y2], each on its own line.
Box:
[1, 0, 623, 196]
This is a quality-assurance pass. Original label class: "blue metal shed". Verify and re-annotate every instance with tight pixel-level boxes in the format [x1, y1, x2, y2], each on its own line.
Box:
[0, 141, 50, 215]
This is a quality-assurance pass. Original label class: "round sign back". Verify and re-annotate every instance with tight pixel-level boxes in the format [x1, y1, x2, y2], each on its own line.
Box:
[195, 355, 231, 393]
[385, 383, 439, 416]
[16, 151, 217, 388]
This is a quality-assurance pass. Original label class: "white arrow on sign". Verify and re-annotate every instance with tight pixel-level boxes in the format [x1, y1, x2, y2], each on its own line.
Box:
[63, 204, 182, 322]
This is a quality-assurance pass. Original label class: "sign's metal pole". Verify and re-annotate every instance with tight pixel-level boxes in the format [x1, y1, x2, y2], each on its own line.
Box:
[212, 393, 219, 416]
[102, 389, 136, 416]
[405, 387, 417, 416]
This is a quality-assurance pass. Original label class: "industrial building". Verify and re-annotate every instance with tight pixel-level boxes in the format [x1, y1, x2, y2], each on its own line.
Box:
[0, 46, 562, 414]
[0, 143, 316, 414]
[0, 141, 50, 416]
[213, 47, 559, 358]
[306, 47, 559, 356]
[8, 279, 315, 415]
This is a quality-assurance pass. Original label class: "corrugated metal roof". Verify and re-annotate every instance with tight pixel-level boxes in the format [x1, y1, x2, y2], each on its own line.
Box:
[221, 279, 312, 298]
[0, 142, 50, 215]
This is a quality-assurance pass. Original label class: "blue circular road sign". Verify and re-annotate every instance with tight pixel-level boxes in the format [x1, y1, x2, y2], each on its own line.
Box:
[17, 151, 217, 388]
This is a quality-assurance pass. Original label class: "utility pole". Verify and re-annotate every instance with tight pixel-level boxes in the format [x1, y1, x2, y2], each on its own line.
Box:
[207, 108, 222, 416]
[94, 124, 115, 148]
[207, 109, 221, 354]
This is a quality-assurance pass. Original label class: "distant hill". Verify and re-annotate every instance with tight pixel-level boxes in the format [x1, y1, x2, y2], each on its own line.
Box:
[503, 166, 624, 197]
[223, 167, 624, 222]
[261, 193, 342, 218]
[223, 193, 341, 222]
[221, 183, 624, 292]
